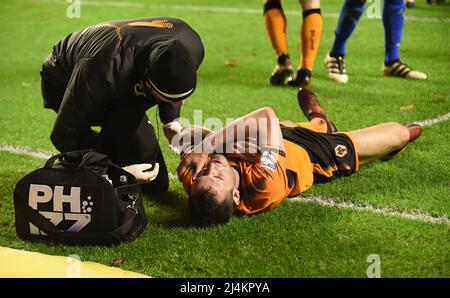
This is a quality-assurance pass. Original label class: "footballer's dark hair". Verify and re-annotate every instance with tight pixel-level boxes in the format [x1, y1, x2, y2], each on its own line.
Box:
[189, 186, 235, 227]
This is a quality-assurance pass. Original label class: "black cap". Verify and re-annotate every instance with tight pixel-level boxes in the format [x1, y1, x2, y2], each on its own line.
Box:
[147, 39, 196, 102]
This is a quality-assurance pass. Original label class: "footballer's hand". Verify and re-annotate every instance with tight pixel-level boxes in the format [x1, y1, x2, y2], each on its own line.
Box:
[123, 163, 160, 183]
[176, 152, 210, 181]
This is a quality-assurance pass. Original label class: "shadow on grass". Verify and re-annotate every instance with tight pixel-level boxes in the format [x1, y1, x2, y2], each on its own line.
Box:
[144, 190, 195, 228]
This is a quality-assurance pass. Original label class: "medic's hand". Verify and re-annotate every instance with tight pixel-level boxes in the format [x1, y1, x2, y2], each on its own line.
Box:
[123, 163, 160, 183]
[162, 121, 183, 145]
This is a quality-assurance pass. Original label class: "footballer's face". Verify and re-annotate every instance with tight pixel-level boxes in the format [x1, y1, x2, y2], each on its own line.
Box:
[191, 154, 237, 202]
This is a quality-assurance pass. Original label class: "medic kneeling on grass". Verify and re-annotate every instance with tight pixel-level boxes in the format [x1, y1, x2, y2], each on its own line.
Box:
[175, 89, 422, 227]
[40, 17, 204, 193]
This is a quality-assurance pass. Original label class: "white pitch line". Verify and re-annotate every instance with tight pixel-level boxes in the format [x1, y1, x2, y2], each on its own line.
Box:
[35, 0, 450, 23]
[0, 143, 179, 180]
[0, 144, 54, 160]
[289, 196, 450, 225]
[414, 112, 450, 127]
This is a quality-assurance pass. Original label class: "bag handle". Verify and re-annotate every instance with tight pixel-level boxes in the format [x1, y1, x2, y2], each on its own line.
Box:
[44, 149, 95, 169]
[44, 150, 140, 187]
[44, 149, 125, 172]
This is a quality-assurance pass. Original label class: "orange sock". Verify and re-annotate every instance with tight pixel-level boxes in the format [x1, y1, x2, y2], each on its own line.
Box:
[264, 1, 288, 57]
[300, 9, 322, 70]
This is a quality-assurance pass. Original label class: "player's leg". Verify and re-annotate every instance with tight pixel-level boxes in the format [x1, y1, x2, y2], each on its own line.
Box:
[324, 0, 366, 83]
[280, 119, 328, 133]
[297, 88, 337, 133]
[282, 87, 335, 134]
[263, 0, 293, 85]
[288, 0, 322, 87]
[382, 0, 427, 79]
[347, 122, 421, 165]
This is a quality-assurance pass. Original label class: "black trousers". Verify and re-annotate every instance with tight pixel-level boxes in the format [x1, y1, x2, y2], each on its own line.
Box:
[99, 108, 169, 194]
[40, 62, 169, 194]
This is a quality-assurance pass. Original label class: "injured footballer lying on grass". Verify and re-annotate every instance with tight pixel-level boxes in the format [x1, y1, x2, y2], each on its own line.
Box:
[174, 88, 422, 227]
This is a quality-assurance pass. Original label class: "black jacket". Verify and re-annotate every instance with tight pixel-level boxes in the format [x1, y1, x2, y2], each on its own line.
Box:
[44, 17, 204, 152]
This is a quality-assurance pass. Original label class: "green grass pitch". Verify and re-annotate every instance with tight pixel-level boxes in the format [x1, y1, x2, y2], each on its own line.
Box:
[0, 0, 449, 277]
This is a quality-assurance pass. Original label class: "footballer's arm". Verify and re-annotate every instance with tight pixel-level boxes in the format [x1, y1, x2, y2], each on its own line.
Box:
[192, 107, 285, 155]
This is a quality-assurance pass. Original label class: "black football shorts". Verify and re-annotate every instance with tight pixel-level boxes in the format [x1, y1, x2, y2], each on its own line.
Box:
[281, 126, 358, 183]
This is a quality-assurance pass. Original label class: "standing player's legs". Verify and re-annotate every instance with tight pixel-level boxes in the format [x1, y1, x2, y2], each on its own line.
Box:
[381, 0, 427, 79]
[288, 0, 322, 87]
[263, 0, 294, 86]
[324, 0, 365, 83]
[347, 122, 412, 165]
[330, 0, 365, 58]
[383, 0, 404, 65]
[99, 106, 169, 194]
